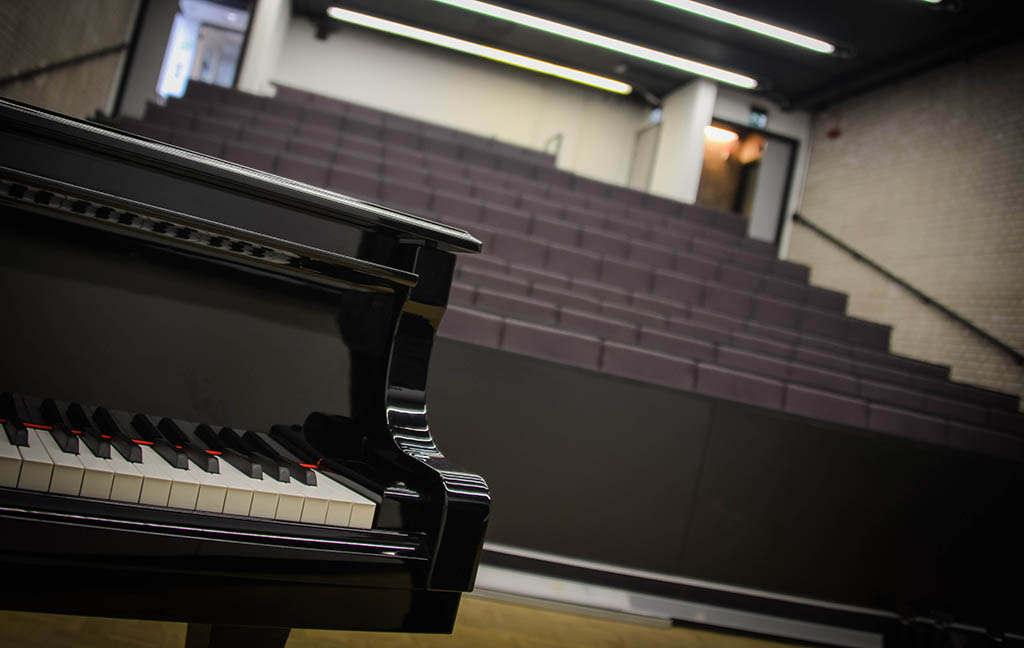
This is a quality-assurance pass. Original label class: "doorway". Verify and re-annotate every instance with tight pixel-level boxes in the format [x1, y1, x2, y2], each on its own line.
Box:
[155, 0, 251, 99]
[695, 120, 795, 245]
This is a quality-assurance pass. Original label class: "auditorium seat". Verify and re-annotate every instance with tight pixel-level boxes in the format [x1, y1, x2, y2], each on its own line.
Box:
[501, 319, 602, 369]
[695, 364, 785, 409]
[601, 342, 697, 390]
[107, 80, 1022, 462]
[867, 404, 946, 444]
[784, 385, 868, 428]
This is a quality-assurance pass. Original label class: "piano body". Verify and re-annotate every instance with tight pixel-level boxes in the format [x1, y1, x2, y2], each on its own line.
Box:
[0, 98, 489, 645]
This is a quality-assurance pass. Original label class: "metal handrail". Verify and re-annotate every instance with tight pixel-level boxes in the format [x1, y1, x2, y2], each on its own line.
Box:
[792, 212, 1022, 366]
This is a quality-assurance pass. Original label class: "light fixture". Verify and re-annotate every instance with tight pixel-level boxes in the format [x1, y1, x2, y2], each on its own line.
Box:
[647, 0, 835, 54]
[704, 125, 738, 142]
[428, 0, 757, 89]
[325, 7, 632, 94]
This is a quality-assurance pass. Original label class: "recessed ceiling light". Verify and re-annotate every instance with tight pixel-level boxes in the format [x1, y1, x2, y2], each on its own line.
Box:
[648, 0, 835, 54]
[326, 7, 633, 94]
[429, 0, 757, 88]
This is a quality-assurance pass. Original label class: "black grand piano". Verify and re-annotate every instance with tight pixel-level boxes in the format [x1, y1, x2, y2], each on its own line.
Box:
[0, 98, 489, 646]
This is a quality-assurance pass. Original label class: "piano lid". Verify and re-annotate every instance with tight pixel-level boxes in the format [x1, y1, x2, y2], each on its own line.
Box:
[0, 98, 482, 255]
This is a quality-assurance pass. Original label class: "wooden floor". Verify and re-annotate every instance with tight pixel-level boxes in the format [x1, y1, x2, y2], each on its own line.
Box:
[0, 596, 800, 648]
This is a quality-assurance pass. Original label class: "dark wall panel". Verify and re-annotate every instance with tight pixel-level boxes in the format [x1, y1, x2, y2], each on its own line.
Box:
[429, 338, 712, 573]
[427, 338, 1024, 630]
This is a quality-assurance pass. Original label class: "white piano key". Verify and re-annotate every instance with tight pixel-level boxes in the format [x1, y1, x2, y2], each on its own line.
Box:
[250, 473, 305, 522]
[296, 481, 329, 525]
[72, 437, 115, 500]
[316, 471, 378, 529]
[140, 446, 201, 510]
[189, 458, 227, 514]
[256, 437, 328, 524]
[213, 458, 257, 517]
[16, 430, 53, 492]
[34, 429, 85, 496]
[0, 422, 23, 487]
[104, 443, 143, 503]
[348, 502, 375, 529]
[248, 480, 280, 520]
[134, 445, 175, 507]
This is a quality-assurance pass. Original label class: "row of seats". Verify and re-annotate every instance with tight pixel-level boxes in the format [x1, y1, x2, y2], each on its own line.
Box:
[451, 257, 949, 383]
[120, 119, 812, 290]
[180, 80, 556, 169]
[448, 279, 1018, 428]
[150, 81, 756, 238]
[110, 82, 1023, 453]
[439, 308, 1023, 461]
[439, 218, 891, 350]
[125, 112, 774, 264]
[132, 100, 766, 255]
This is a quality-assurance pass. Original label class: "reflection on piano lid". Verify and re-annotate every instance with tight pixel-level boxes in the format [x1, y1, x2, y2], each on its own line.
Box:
[0, 97, 490, 646]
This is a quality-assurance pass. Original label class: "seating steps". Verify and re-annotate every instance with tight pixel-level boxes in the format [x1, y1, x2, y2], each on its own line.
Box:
[108, 80, 1023, 461]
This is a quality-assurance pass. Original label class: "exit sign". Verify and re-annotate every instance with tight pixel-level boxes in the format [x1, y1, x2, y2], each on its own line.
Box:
[749, 106, 768, 129]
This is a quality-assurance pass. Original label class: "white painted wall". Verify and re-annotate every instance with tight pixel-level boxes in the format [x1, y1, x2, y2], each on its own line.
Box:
[270, 17, 648, 185]
[236, 0, 291, 96]
[649, 79, 717, 204]
[712, 88, 811, 257]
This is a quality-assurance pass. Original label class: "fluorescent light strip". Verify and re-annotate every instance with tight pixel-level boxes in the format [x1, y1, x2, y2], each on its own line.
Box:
[430, 0, 757, 89]
[648, 0, 835, 54]
[704, 125, 738, 142]
[326, 7, 632, 94]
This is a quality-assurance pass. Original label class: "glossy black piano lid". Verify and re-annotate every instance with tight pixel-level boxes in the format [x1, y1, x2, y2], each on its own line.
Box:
[0, 98, 482, 258]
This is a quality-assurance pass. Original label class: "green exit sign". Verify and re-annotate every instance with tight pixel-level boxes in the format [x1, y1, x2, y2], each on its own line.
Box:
[749, 107, 768, 129]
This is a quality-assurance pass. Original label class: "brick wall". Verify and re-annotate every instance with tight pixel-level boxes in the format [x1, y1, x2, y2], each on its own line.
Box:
[0, 0, 138, 118]
[790, 40, 1024, 404]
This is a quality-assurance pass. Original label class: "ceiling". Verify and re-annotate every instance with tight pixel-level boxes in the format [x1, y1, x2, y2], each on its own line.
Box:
[293, 0, 1020, 110]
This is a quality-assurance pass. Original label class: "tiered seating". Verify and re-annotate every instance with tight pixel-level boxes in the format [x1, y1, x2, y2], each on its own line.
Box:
[112, 81, 1023, 461]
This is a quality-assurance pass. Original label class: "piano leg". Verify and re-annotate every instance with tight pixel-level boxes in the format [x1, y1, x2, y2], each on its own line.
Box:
[185, 623, 291, 648]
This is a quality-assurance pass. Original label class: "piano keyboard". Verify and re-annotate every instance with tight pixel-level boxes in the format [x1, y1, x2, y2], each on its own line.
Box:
[0, 393, 375, 529]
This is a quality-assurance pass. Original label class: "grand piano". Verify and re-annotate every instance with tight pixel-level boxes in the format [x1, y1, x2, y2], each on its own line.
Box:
[0, 98, 490, 646]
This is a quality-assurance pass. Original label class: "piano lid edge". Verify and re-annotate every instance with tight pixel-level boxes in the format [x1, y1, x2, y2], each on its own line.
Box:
[0, 99, 483, 255]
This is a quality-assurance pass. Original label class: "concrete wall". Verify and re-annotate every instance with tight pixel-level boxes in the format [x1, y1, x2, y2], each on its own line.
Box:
[236, 0, 291, 96]
[271, 17, 648, 186]
[649, 79, 717, 204]
[790, 41, 1024, 402]
[0, 0, 139, 118]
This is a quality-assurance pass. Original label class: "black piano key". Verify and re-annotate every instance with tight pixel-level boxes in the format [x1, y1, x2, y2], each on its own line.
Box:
[0, 392, 30, 446]
[123, 413, 188, 470]
[69, 403, 141, 463]
[195, 424, 261, 479]
[31, 397, 79, 454]
[220, 428, 290, 483]
[60, 401, 110, 458]
[246, 429, 316, 486]
[8, 393, 77, 453]
[157, 418, 218, 474]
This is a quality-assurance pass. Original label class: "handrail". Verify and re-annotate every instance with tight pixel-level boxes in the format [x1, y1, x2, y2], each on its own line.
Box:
[0, 43, 129, 89]
[792, 212, 1023, 366]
